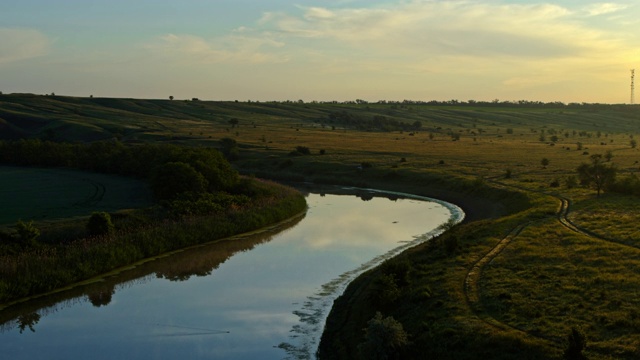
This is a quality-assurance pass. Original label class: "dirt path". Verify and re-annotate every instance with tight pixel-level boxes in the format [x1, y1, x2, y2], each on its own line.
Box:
[461, 179, 591, 343]
[464, 175, 640, 350]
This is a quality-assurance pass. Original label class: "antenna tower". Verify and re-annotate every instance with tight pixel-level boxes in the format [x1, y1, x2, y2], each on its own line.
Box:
[632, 69, 636, 104]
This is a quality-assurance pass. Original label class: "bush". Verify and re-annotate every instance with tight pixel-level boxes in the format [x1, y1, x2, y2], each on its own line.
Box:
[563, 327, 587, 360]
[565, 176, 578, 189]
[150, 162, 208, 200]
[87, 212, 115, 237]
[295, 146, 311, 155]
[358, 312, 409, 360]
[444, 235, 458, 254]
[372, 273, 401, 306]
[15, 220, 40, 248]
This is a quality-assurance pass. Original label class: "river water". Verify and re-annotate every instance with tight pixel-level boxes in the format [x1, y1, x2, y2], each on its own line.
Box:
[0, 187, 463, 359]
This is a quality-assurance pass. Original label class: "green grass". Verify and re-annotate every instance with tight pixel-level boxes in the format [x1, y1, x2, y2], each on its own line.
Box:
[0, 166, 152, 226]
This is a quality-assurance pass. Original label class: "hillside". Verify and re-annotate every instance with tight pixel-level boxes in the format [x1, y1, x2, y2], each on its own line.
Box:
[2, 94, 639, 144]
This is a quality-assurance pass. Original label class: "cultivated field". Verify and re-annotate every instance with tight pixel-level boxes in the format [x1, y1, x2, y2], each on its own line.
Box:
[0, 166, 151, 226]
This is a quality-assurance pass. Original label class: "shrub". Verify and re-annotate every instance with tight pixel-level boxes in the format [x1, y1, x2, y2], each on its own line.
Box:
[372, 273, 401, 306]
[444, 235, 458, 254]
[87, 212, 115, 237]
[150, 162, 208, 200]
[563, 327, 587, 360]
[295, 146, 311, 155]
[358, 312, 409, 360]
[14, 220, 40, 248]
[565, 176, 578, 189]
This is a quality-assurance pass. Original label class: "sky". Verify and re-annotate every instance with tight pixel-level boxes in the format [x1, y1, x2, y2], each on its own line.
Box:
[1, 0, 639, 103]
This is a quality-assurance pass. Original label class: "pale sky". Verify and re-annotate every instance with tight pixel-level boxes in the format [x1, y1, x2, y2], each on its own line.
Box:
[1, 0, 639, 103]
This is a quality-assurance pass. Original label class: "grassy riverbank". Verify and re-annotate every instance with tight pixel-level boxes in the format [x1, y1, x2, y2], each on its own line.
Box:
[0, 177, 305, 304]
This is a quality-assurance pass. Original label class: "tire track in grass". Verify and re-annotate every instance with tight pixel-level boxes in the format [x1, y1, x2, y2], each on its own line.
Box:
[461, 178, 569, 342]
[463, 177, 640, 352]
[464, 222, 529, 331]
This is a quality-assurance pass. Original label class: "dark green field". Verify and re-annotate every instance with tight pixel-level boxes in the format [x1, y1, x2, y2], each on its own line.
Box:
[0, 166, 151, 226]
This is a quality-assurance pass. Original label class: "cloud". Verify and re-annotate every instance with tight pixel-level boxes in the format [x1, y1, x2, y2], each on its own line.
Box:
[584, 2, 628, 16]
[0, 28, 51, 64]
[146, 32, 288, 65]
[261, 1, 608, 60]
[146, 1, 633, 70]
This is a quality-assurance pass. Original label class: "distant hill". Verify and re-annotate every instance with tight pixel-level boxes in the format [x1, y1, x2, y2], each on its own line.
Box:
[1, 93, 639, 143]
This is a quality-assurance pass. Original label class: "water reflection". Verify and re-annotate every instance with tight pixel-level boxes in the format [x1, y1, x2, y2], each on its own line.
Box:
[0, 214, 304, 334]
[0, 188, 462, 360]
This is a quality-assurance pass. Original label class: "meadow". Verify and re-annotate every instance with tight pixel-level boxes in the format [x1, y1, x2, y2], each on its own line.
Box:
[3, 94, 640, 358]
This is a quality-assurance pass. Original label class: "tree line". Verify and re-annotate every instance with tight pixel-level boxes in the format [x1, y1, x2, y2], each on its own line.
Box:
[0, 139, 239, 201]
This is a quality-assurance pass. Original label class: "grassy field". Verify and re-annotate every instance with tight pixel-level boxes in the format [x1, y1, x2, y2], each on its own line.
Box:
[3, 94, 640, 358]
[0, 166, 151, 226]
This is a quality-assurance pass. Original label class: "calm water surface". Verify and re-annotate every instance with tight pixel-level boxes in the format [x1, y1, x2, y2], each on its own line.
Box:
[0, 188, 463, 359]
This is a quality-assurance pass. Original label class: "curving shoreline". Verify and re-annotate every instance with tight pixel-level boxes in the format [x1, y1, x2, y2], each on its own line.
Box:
[316, 179, 534, 359]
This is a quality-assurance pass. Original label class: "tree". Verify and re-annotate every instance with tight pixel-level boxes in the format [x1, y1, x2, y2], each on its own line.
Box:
[577, 154, 616, 197]
[228, 118, 239, 128]
[631, 139, 637, 148]
[169, 95, 174, 100]
[358, 312, 409, 360]
[150, 162, 208, 200]
[87, 212, 115, 236]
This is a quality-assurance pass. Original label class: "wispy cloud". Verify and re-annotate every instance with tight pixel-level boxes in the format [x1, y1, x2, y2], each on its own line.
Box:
[146, 32, 288, 64]
[144, 1, 634, 69]
[0, 28, 51, 64]
[262, 2, 614, 59]
[584, 2, 628, 16]
[134, 1, 639, 102]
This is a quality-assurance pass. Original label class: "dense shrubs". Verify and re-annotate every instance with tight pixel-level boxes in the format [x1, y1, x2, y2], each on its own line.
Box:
[0, 140, 239, 195]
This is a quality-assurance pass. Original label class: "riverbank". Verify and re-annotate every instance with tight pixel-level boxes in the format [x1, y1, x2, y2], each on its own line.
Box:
[316, 178, 554, 359]
[0, 179, 306, 304]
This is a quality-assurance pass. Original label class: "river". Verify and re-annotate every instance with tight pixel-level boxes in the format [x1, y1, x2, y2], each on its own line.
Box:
[0, 186, 463, 359]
